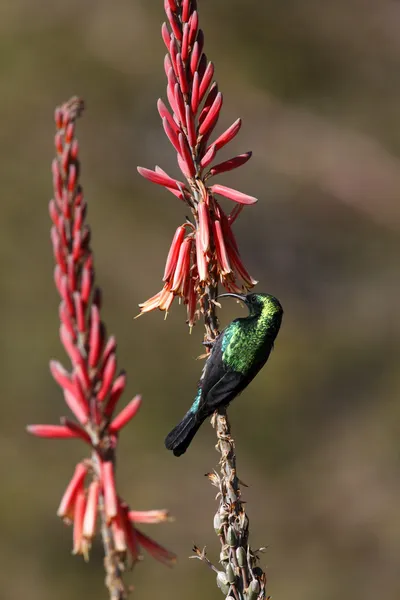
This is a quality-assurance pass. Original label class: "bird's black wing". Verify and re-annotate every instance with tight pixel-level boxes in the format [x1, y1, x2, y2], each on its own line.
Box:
[204, 370, 245, 411]
[197, 333, 245, 415]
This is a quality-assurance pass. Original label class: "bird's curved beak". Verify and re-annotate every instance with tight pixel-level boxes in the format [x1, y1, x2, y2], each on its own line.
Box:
[218, 292, 247, 305]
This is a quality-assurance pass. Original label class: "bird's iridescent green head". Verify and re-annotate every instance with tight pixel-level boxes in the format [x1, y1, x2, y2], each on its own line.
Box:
[219, 292, 283, 319]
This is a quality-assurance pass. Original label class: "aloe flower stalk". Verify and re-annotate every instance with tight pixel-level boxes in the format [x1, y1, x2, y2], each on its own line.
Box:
[137, 0, 258, 333]
[138, 2, 269, 599]
[27, 98, 175, 600]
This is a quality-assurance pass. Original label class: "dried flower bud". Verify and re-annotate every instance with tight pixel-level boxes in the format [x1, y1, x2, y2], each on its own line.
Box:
[226, 526, 237, 547]
[225, 563, 236, 585]
[246, 578, 261, 600]
[216, 571, 230, 596]
[236, 546, 247, 568]
[214, 512, 224, 534]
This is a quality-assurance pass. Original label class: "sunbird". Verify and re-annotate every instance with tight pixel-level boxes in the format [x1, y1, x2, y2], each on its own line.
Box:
[165, 292, 283, 456]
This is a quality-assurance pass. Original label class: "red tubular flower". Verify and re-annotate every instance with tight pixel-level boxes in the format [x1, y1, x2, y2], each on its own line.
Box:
[137, 1, 257, 324]
[128, 509, 170, 524]
[27, 98, 175, 595]
[83, 481, 100, 541]
[163, 225, 187, 281]
[73, 489, 87, 556]
[110, 395, 142, 433]
[57, 462, 88, 520]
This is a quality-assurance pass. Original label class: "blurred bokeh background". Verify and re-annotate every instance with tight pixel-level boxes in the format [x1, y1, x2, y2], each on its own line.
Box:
[2, 0, 400, 598]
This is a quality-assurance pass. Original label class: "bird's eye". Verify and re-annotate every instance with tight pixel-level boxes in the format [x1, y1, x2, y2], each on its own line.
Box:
[251, 295, 257, 303]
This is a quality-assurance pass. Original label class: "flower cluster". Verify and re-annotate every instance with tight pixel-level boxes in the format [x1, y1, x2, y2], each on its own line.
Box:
[137, 0, 257, 327]
[27, 98, 175, 578]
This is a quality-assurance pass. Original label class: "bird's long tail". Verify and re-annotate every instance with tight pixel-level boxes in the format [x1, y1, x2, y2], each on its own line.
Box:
[165, 410, 204, 456]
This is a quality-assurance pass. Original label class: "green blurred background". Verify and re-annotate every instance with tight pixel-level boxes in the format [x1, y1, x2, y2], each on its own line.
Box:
[3, 0, 400, 598]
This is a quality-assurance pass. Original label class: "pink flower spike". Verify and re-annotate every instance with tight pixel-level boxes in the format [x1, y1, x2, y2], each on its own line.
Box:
[128, 509, 170, 524]
[73, 489, 87, 556]
[104, 372, 127, 419]
[137, 167, 183, 191]
[198, 92, 223, 137]
[163, 225, 186, 282]
[210, 183, 258, 205]
[198, 61, 214, 104]
[110, 395, 142, 433]
[213, 220, 232, 275]
[209, 117, 242, 153]
[198, 201, 209, 252]
[83, 480, 100, 540]
[97, 353, 117, 402]
[57, 462, 88, 519]
[191, 71, 200, 114]
[163, 118, 181, 154]
[200, 144, 217, 169]
[101, 461, 118, 523]
[195, 231, 208, 282]
[208, 152, 252, 178]
[26, 424, 82, 440]
[136, 529, 176, 567]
